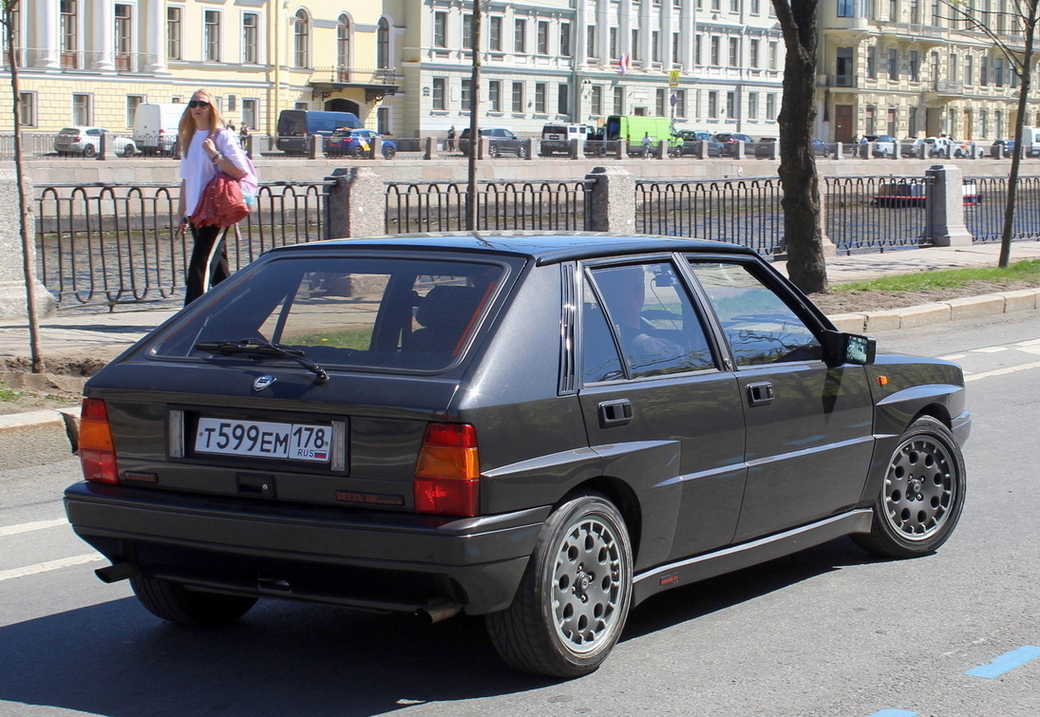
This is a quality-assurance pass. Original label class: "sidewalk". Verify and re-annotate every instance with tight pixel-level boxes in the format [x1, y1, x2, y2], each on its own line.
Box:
[2, 242, 1040, 365]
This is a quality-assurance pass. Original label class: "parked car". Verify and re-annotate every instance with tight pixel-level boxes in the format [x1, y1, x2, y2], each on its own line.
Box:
[872, 179, 981, 207]
[991, 138, 1015, 157]
[677, 130, 724, 156]
[459, 127, 528, 158]
[53, 126, 138, 157]
[715, 132, 757, 156]
[812, 138, 833, 157]
[753, 138, 830, 159]
[863, 134, 898, 157]
[323, 128, 397, 158]
[539, 123, 594, 156]
[754, 137, 779, 158]
[65, 232, 970, 679]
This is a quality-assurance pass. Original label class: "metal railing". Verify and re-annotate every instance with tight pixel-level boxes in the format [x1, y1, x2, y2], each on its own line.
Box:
[385, 180, 588, 234]
[636, 178, 786, 256]
[35, 181, 332, 308]
[825, 176, 931, 254]
[965, 176, 1040, 243]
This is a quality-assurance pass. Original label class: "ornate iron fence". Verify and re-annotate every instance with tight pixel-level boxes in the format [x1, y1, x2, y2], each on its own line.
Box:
[964, 176, 1040, 243]
[385, 180, 588, 234]
[824, 175, 931, 254]
[35, 181, 332, 308]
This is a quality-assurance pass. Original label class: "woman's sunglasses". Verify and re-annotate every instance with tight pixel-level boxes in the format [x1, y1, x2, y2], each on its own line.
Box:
[188, 100, 211, 109]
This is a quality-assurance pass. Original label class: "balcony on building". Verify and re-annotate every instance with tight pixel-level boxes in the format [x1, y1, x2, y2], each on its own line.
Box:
[310, 67, 401, 103]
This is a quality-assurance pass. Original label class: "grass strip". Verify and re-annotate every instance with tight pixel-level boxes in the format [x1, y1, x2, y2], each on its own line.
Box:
[832, 259, 1040, 292]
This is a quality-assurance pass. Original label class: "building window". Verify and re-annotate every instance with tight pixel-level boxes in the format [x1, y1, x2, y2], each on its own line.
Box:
[965, 55, 973, 86]
[293, 10, 309, 68]
[432, 77, 446, 110]
[865, 105, 876, 134]
[652, 30, 660, 62]
[463, 14, 473, 50]
[911, 0, 921, 23]
[167, 7, 181, 60]
[750, 39, 759, 68]
[591, 85, 603, 116]
[909, 50, 919, 81]
[610, 27, 618, 59]
[769, 41, 778, 69]
[613, 85, 624, 115]
[675, 89, 687, 117]
[512, 82, 524, 112]
[890, 0, 898, 21]
[672, 32, 680, 65]
[336, 16, 351, 76]
[748, 91, 758, 119]
[710, 36, 720, 65]
[561, 23, 572, 57]
[489, 80, 501, 111]
[489, 16, 502, 52]
[515, 19, 526, 53]
[887, 107, 897, 136]
[632, 29, 640, 61]
[888, 48, 899, 80]
[204, 10, 221, 62]
[909, 106, 918, 136]
[243, 13, 259, 64]
[695, 35, 702, 64]
[377, 106, 390, 135]
[461, 79, 472, 111]
[838, 0, 855, 17]
[377, 18, 391, 68]
[537, 21, 549, 54]
[114, 4, 133, 70]
[61, 0, 79, 68]
[995, 57, 1004, 87]
[558, 83, 569, 115]
[766, 93, 776, 120]
[126, 95, 144, 127]
[19, 92, 36, 127]
[535, 83, 547, 113]
[73, 94, 91, 125]
[587, 25, 596, 58]
[726, 91, 735, 119]
[867, 45, 876, 78]
[708, 90, 718, 118]
[729, 37, 739, 66]
[980, 56, 988, 86]
[836, 47, 853, 85]
[434, 12, 447, 48]
[656, 89, 666, 116]
[751, 0, 761, 13]
[243, 99, 258, 131]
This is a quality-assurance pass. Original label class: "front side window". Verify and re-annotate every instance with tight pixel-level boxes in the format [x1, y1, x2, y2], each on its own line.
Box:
[687, 261, 821, 366]
[150, 258, 507, 373]
[584, 262, 714, 381]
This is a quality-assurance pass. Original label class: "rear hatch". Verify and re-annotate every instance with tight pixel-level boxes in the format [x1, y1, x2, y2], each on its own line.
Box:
[88, 250, 524, 512]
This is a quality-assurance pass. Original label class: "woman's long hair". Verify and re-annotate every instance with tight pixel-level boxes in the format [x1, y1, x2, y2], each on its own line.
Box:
[178, 89, 229, 158]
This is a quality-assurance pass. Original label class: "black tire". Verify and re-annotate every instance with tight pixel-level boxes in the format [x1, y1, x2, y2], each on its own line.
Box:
[853, 416, 966, 559]
[486, 493, 633, 678]
[83, 144, 97, 158]
[382, 145, 397, 159]
[487, 143, 500, 158]
[131, 574, 257, 626]
[352, 146, 366, 159]
[517, 144, 528, 159]
[122, 144, 136, 158]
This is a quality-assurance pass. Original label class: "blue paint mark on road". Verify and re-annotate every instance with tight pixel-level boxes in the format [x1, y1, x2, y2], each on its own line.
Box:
[966, 645, 1040, 679]
[867, 710, 916, 717]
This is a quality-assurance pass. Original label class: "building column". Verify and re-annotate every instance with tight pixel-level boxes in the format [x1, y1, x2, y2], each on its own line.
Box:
[144, 0, 168, 74]
[91, 0, 115, 72]
[34, 0, 60, 70]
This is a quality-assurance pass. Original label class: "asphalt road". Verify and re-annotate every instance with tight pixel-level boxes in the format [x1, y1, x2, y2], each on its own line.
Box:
[1, 312, 1038, 717]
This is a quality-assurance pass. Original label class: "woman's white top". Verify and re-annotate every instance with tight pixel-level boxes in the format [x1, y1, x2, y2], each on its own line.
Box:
[179, 128, 251, 218]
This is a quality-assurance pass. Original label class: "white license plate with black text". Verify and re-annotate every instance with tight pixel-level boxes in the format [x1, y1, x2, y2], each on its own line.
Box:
[195, 418, 332, 463]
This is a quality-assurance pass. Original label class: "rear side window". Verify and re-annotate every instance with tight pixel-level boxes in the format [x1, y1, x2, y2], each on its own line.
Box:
[149, 257, 506, 372]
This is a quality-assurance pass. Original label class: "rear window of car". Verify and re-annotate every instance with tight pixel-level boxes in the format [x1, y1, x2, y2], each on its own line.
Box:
[148, 256, 507, 372]
[543, 125, 569, 134]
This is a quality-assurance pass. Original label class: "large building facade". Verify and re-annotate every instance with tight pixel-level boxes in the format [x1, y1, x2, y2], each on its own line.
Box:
[818, 1, 1040, 143]
[2, 0, 785, 140]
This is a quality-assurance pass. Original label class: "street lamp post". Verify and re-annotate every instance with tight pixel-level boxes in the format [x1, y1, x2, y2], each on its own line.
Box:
[466, 3, 483, 231]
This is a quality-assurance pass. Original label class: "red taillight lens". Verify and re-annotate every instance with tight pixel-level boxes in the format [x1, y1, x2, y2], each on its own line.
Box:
[79, 398, 119, 484]
[414, 423, 480, 516]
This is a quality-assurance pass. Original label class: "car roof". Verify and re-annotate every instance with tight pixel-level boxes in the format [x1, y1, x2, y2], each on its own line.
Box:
[263, 232, 756, 266]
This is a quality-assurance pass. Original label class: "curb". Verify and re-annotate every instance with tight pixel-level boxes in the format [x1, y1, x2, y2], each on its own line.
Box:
[0, 407, 79, 470]
[827, 288, 1040, 333]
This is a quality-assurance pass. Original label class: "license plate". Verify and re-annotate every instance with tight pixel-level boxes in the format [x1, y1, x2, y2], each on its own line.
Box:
[195, 417, 332, 463]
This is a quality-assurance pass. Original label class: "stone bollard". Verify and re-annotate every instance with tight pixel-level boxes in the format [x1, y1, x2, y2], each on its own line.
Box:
[584, 166, 635, 233]
[423, 136, 435, 160]
[325, 167, 386, 239]
[926, 164, 972, 247]
[309, 134, 322, 160]
[833, 142, 843, 159]
[0, 169, 57, 319]
[569, 138, 580, 159]
[524, 138, 534, 160]
[243, 135, 254, 158]
[97, 132, 108, 161]
[698, 140, 709, 159]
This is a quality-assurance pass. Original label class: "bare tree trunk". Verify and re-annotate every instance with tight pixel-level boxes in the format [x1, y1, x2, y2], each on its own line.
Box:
[465, 4, 482, 232]
[772, 0, 827, 294]
[3, 0, 44, 372]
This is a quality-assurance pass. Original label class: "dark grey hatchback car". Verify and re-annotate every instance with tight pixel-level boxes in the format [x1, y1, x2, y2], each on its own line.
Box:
[66, 233, 969, 678]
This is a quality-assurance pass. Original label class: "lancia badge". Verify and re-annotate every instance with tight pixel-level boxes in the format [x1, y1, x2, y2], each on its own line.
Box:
[252, 375, 277, 392]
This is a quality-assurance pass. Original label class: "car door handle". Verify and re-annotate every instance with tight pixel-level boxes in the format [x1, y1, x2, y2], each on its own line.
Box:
[747, 381, 775, 406]
[598, 399, 633, 427]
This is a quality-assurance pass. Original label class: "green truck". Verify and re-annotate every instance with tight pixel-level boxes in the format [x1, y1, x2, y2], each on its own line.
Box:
[598, 115, 683, 157]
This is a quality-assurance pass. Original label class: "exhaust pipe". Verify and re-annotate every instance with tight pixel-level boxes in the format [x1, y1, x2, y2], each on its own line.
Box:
[416, 597, 463, 624]
[95, 561, 138, 583]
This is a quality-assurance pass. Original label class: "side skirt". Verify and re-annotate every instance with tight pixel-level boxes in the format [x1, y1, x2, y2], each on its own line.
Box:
[632, 509, 874, 607]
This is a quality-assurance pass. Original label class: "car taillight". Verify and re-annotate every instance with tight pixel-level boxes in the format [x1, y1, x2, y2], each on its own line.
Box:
[79, 398, 119, 484]
[414, 423, 480, 517]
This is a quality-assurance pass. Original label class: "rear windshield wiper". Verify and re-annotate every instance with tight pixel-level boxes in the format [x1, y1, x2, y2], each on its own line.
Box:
[194, 338, 329, 384]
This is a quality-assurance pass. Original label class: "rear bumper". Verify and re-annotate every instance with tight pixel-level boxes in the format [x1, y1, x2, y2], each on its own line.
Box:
[64, 482, 547, 615]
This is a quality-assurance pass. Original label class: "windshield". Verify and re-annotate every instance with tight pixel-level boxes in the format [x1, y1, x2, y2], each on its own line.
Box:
[149, 256, 507, 372]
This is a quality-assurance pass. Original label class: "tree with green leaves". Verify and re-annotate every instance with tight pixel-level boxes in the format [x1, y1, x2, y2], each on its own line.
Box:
[1, 0, 44, 372]
[771, 0, 828, 294]
[941, 0, 1040, 268]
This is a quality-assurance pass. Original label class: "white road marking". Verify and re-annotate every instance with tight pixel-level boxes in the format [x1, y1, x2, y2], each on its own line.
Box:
[0, 553, 104, 582]
[965, 360, 1040, 383]
[0, 518, 67, 537]
[973, 346, 1008, 354]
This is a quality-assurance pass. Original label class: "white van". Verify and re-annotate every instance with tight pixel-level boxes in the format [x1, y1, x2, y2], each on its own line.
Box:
[1019, 127, 1040, 157]
[132, 103, 186, 156]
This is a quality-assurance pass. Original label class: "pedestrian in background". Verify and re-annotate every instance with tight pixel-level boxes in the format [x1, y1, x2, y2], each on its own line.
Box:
[447, 126, 456, 152]
[176, 89, 255, 305]
[642, 132, 652, 158]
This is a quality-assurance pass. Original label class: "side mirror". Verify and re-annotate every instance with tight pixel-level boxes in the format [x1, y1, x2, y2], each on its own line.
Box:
[822, 330, 876, 365]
